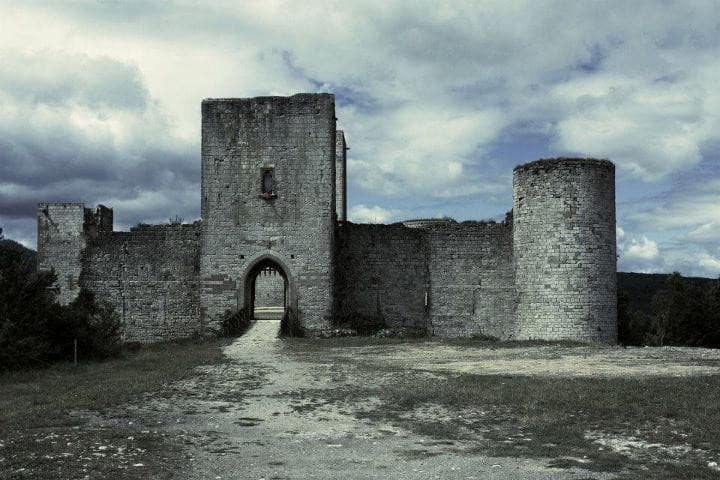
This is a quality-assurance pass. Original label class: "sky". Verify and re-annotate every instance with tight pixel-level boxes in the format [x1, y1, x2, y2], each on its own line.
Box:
[0, 0, 719, 277]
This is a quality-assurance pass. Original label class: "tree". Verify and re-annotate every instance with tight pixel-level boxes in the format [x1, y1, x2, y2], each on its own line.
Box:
[0, 243, 122, 370]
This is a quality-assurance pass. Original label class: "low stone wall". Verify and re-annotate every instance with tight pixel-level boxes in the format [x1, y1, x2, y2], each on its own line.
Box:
[80, 223, 202, 343]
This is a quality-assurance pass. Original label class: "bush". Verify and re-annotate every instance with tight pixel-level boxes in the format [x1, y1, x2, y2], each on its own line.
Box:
[221, 308, 253, 337]
[619, 272, 720, 347]
[48, 289, 123, 361]
[0, 246, 122, 370]
[334, 310, 385, 335]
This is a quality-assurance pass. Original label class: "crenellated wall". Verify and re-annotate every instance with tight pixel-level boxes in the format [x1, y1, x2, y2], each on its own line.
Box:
[254, 267, 285, 307]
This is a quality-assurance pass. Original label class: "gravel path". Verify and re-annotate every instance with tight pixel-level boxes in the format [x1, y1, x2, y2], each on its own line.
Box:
[142, 320, 618, 480]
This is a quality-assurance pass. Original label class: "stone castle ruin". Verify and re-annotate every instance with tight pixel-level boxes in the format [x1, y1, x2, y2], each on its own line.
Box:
[37, 93, 617, 343]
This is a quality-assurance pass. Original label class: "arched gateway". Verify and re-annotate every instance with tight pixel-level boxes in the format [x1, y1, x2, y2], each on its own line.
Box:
[240, 253, 297, 334]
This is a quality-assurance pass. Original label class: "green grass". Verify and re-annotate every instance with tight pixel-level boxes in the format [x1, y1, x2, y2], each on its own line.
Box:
[283, 337, 720, 479]
[358, 373, 720, 479]
[0, 338, 228, 479]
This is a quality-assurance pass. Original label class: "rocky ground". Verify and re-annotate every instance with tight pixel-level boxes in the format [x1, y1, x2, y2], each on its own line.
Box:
[4, 320, 720, 479]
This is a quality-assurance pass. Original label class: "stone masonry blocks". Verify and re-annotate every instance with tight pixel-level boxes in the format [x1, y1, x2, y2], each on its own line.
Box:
[36, 92, 618, 344]
[513, 158, 617, 343]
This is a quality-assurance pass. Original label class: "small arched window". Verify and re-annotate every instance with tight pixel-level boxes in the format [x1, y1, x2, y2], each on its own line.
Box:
[262, 170, 273, 194]
[261, 168, 276, 199]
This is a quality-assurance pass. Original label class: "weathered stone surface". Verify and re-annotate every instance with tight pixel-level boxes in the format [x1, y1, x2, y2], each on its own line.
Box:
[199, 94, 336, 334]
[36, 94, 617, 344]
[513, 158, 617, 343]
[425, 221, 515, 338]
[335, 223, 429, 330]
[80, 223, 201, 343]
[335, 130, 347, 221]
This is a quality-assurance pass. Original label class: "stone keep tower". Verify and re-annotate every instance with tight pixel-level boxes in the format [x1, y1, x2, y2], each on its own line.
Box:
[512, 158, 617, 343]
[199, 94, 337, 333]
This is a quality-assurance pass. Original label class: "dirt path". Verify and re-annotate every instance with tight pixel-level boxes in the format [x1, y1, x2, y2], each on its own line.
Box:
[136, 320, 621, 480]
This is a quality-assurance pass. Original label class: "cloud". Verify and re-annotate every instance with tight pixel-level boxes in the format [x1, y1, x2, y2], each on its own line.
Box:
[552, 75, 707, 180]
[349, 205, 403, 224]
[617, 227, 664, 273]
[624, 236, 660, 262]
[0, 0, 719, 281]
[0, 49, 199, 247]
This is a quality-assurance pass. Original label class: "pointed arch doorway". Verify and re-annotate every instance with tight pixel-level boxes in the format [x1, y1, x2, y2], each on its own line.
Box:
[241, 254, 298, 335]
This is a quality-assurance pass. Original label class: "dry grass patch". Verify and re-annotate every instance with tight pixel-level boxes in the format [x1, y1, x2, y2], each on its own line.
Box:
[0, 338, 228, 479]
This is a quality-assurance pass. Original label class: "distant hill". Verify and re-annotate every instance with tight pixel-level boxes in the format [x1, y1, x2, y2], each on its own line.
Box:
[617, 271, 717, 314]
[0, 239, 37, 272]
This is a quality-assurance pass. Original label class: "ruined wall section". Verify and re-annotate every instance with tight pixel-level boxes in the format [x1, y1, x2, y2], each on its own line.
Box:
[200, 94, 336, 333]
[424, 221, 515, 338]
[81, 223, 201, 343]
[335, 223, 428, 331]
[513, 158, 617, 343]
[37, 203, 86, 304]
[37, 203, 113, 305]
[335, 130, 347, 221]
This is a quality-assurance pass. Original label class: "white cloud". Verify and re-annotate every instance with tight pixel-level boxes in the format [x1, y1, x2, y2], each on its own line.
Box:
[349, 204, 403, 224]
[617, 228, 664, 272]
[698, 253, 720, 273]
[624, 236, 659, 261]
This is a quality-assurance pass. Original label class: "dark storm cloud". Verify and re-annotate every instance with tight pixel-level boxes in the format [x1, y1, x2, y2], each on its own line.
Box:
[0, 49, 199, 246]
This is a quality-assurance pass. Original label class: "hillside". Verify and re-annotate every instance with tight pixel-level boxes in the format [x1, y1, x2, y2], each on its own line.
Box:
[617, 271, 717, 314]
[0, 238, 37, 272]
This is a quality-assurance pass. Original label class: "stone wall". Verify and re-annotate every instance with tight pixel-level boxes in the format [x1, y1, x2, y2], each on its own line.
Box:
[513, 158, 617, 343]
[37, 203, 86, 305]
[335, 223, 429, 331]
[37, 203, 113, 305]
[424, 221, 515, 338]
[254, 267, 285, 307]
[80, 223, 202, 343]
[200, 94, 336, 333]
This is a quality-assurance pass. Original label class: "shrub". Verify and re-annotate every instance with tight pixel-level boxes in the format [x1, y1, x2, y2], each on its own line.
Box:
[280, 308, 304, 337]
[334, 310, 385, 335]
[49, 289, 123, 361]
[221, 308, 252, 337]
[0, 244, 122, 370]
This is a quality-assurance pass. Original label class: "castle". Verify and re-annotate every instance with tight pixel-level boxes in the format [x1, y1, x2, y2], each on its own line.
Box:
[37, 94, 617, 343]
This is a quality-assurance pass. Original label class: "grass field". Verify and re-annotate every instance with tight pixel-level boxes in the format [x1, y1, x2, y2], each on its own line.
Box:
[285, 337, 720, 479]
[0, 338, 228, 479]
[3, 332, 720, 479]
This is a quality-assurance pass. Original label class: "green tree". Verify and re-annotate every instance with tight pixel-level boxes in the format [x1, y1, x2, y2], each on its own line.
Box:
[0, 243, 122, 370]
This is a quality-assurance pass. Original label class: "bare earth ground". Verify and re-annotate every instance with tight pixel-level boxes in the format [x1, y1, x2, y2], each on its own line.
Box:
[5, 320, 720, 479]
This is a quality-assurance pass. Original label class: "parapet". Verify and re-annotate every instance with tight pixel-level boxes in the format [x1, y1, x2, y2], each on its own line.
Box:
[513, 157, 614, 173]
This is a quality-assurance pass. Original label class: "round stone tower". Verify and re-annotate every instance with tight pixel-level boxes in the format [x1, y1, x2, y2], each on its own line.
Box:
[512, 158, 617, 343]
